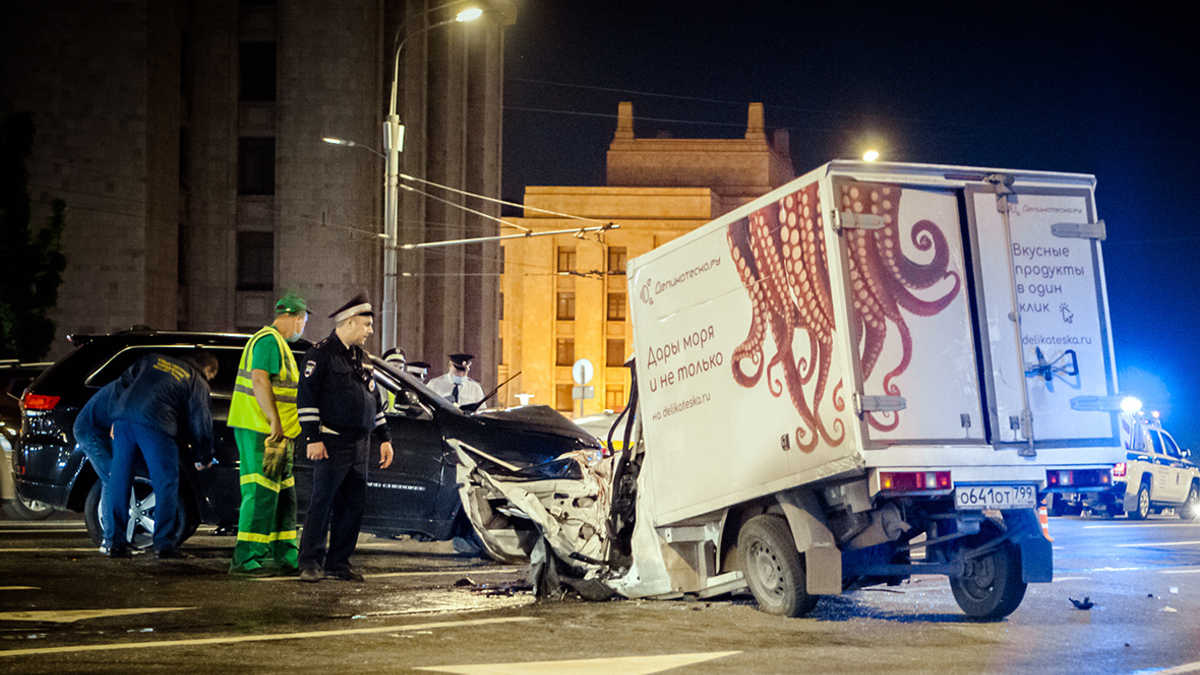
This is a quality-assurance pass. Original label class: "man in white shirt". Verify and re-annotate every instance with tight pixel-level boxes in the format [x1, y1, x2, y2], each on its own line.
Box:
[427, 353, 484, 407]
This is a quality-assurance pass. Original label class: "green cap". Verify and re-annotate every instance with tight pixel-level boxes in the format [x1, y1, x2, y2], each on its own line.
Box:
[275, 293, 310, 315]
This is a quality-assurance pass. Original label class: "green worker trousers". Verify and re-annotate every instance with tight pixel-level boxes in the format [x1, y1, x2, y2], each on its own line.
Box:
[230, 428, 299, 574]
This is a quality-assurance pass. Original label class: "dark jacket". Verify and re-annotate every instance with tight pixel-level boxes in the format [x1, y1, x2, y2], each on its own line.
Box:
[73, 379, 124, 442]
[297, 332, 389, 447]
[112, 353, 215, 464]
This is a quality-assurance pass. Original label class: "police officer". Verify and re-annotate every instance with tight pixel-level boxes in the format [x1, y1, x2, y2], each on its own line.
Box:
[428, 353, 484, 407]
[296, 293, 393, 582]
[73, 378, 128, 554]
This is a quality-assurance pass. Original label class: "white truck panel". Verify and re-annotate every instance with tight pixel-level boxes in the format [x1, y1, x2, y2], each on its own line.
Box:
[628, 161, 1124, 531]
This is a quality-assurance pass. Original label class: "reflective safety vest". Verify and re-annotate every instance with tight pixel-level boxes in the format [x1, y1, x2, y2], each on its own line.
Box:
[228, 326, 301, 437]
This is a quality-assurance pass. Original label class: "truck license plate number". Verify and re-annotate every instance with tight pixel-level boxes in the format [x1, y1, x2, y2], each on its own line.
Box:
[955, 485, 1037, 510]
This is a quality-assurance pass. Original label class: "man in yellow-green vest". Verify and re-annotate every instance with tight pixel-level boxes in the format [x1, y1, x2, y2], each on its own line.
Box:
[228, 293, 310, 577]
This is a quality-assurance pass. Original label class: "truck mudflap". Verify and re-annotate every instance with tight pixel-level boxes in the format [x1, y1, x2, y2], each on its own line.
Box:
[1005, 508, 1053, 583]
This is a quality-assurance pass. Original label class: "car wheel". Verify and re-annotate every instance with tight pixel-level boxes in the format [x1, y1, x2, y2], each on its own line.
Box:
[738, 514, 818, 617]
[2, 488, 55, 521]
[1130, 482, 1151, 520]
[949, 524, 1027, 619]
[84, 477, 192, 550]
[1180, 484, 1199, 521]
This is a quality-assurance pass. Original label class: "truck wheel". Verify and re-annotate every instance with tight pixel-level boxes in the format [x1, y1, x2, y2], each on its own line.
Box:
[1130, 483, 1151, 520]
[949, 527, 1027, 619]
[738, 514, 818, 617]
[1180, 484, 1199, 521]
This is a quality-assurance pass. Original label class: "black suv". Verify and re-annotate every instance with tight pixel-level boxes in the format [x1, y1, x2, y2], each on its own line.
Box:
[13, 328, 602, 550]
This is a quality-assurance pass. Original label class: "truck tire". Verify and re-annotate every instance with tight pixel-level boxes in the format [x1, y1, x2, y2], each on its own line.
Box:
[1130, 482, 1151, 520]
[949, 525, 1027, 619]
[738, 514, 818, 617]
[1180, 484, 1199, 521]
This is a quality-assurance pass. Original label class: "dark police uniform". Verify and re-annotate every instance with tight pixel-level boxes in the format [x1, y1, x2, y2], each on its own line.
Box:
[296, 314, 389, 579]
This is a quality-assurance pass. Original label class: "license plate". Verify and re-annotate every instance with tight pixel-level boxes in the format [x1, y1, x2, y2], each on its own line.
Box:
[955, 485, 1037, 510]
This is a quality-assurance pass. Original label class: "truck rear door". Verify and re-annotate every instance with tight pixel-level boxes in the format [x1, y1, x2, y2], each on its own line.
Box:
[967, 180, 1118, 451]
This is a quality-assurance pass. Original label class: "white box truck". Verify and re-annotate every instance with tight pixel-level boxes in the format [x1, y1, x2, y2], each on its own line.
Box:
[600, 161, 1127, 619]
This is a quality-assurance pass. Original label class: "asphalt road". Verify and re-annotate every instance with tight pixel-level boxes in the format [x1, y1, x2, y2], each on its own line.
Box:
[1, 511, 1198, 675]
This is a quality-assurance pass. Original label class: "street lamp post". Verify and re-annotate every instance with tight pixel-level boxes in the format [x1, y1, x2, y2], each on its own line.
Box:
[381, 6, 482, 350]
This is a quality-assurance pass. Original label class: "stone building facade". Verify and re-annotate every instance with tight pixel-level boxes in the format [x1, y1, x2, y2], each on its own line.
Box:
[1, 0, 511, 382]
[499, 102, 795, 415]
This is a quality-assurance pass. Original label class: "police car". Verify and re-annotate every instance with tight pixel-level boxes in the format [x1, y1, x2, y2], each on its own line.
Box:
[1052, 398, 1199, 520]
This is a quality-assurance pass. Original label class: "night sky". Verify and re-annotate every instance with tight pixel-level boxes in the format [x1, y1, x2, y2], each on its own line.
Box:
[500, 2, 1200, 447]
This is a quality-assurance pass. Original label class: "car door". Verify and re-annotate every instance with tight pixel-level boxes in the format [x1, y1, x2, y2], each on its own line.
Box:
[1158, 431, 1189, 503]
[362, 375, 452, 535]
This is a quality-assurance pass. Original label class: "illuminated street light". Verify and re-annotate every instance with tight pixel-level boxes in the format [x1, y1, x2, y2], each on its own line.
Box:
[863, 150, 880, 162]
[379, 6, 483, 349]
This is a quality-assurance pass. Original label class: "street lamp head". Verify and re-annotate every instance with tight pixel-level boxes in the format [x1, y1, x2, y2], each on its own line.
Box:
[323, 137, 354, 146]
[456, 8, 483, 22]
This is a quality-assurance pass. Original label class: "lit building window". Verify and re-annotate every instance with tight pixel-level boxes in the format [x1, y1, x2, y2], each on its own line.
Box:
[608, 247, 627, 275]
[557, 246, 576, 272]
[556, 384, 574, 412]
[557, 292, 575, 320]
[556, 338, 574, 366]
[607, 339, 625, 367]
[606, 293, 626, 321]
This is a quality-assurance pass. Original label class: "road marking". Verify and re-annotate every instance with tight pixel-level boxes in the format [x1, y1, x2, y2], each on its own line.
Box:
[1132, 660, 1200, 675]
[1160, 568, 1200, 574]
[1052, 576, 1091, 582]
[254, 567, 525, 582]
[0, 548, 101, 553]
[0, 607, 193, 623]
[1084, 523, 1200, 529]
[0, 615, 534, 658]
[0, 586, 39, 591]
[1115, 541, 1200, 548]
[0, 527, 87, 533]
[414, 651, 742, 675]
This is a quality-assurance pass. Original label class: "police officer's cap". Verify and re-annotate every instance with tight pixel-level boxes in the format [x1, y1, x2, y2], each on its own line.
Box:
[330, 293, 373, 323]
[275, 293, 310, 316]
[383, 347, 406, 362]
[449, 353, 474, 367]
[407, 361, 431, 372]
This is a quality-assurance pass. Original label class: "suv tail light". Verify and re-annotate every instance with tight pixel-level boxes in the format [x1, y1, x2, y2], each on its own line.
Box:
[22, 393, 60, 411]
[1111, 462, 1127, 478]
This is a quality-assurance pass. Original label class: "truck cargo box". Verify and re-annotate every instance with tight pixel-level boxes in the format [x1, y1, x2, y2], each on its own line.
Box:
[627, 161, 1124, 529]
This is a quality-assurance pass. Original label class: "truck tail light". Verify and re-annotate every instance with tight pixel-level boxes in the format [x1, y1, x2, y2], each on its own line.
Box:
[1112, 462, 1126, 478]
[880, 471, 951, 492]
[22, 393, 60, 411]
[1046, 468, 1112, 487]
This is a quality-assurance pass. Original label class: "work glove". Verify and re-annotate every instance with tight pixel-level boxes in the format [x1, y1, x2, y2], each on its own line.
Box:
[262, 437, 291, 480]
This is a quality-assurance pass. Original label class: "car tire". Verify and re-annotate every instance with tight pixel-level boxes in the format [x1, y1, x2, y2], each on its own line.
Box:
[84, 477, 193, 549]
[2, 488, 55, 521]
[738, 514, 818, 618]
[949, 523, 1027, 620]
[1130, 482, 1151, 520]
[1180, 483, 1199, 521]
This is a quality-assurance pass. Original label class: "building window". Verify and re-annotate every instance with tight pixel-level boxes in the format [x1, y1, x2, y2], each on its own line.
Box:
[556, 338, 574, 366]
[606, 386, 626, 412]
[236, 231, 274, 291]
[557, 246, 576, 272]
[499, 246, 505, 274]
[239, 42, 277, 101]
[238, 137, 275, 195]
[607, 339, 625, 367]
[606, 293, 626, 321]
[556, 384, 574, 412]
[498, 292, 504, 321]
[556, 292, 575, 321]
[608, 247, 627, 275]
